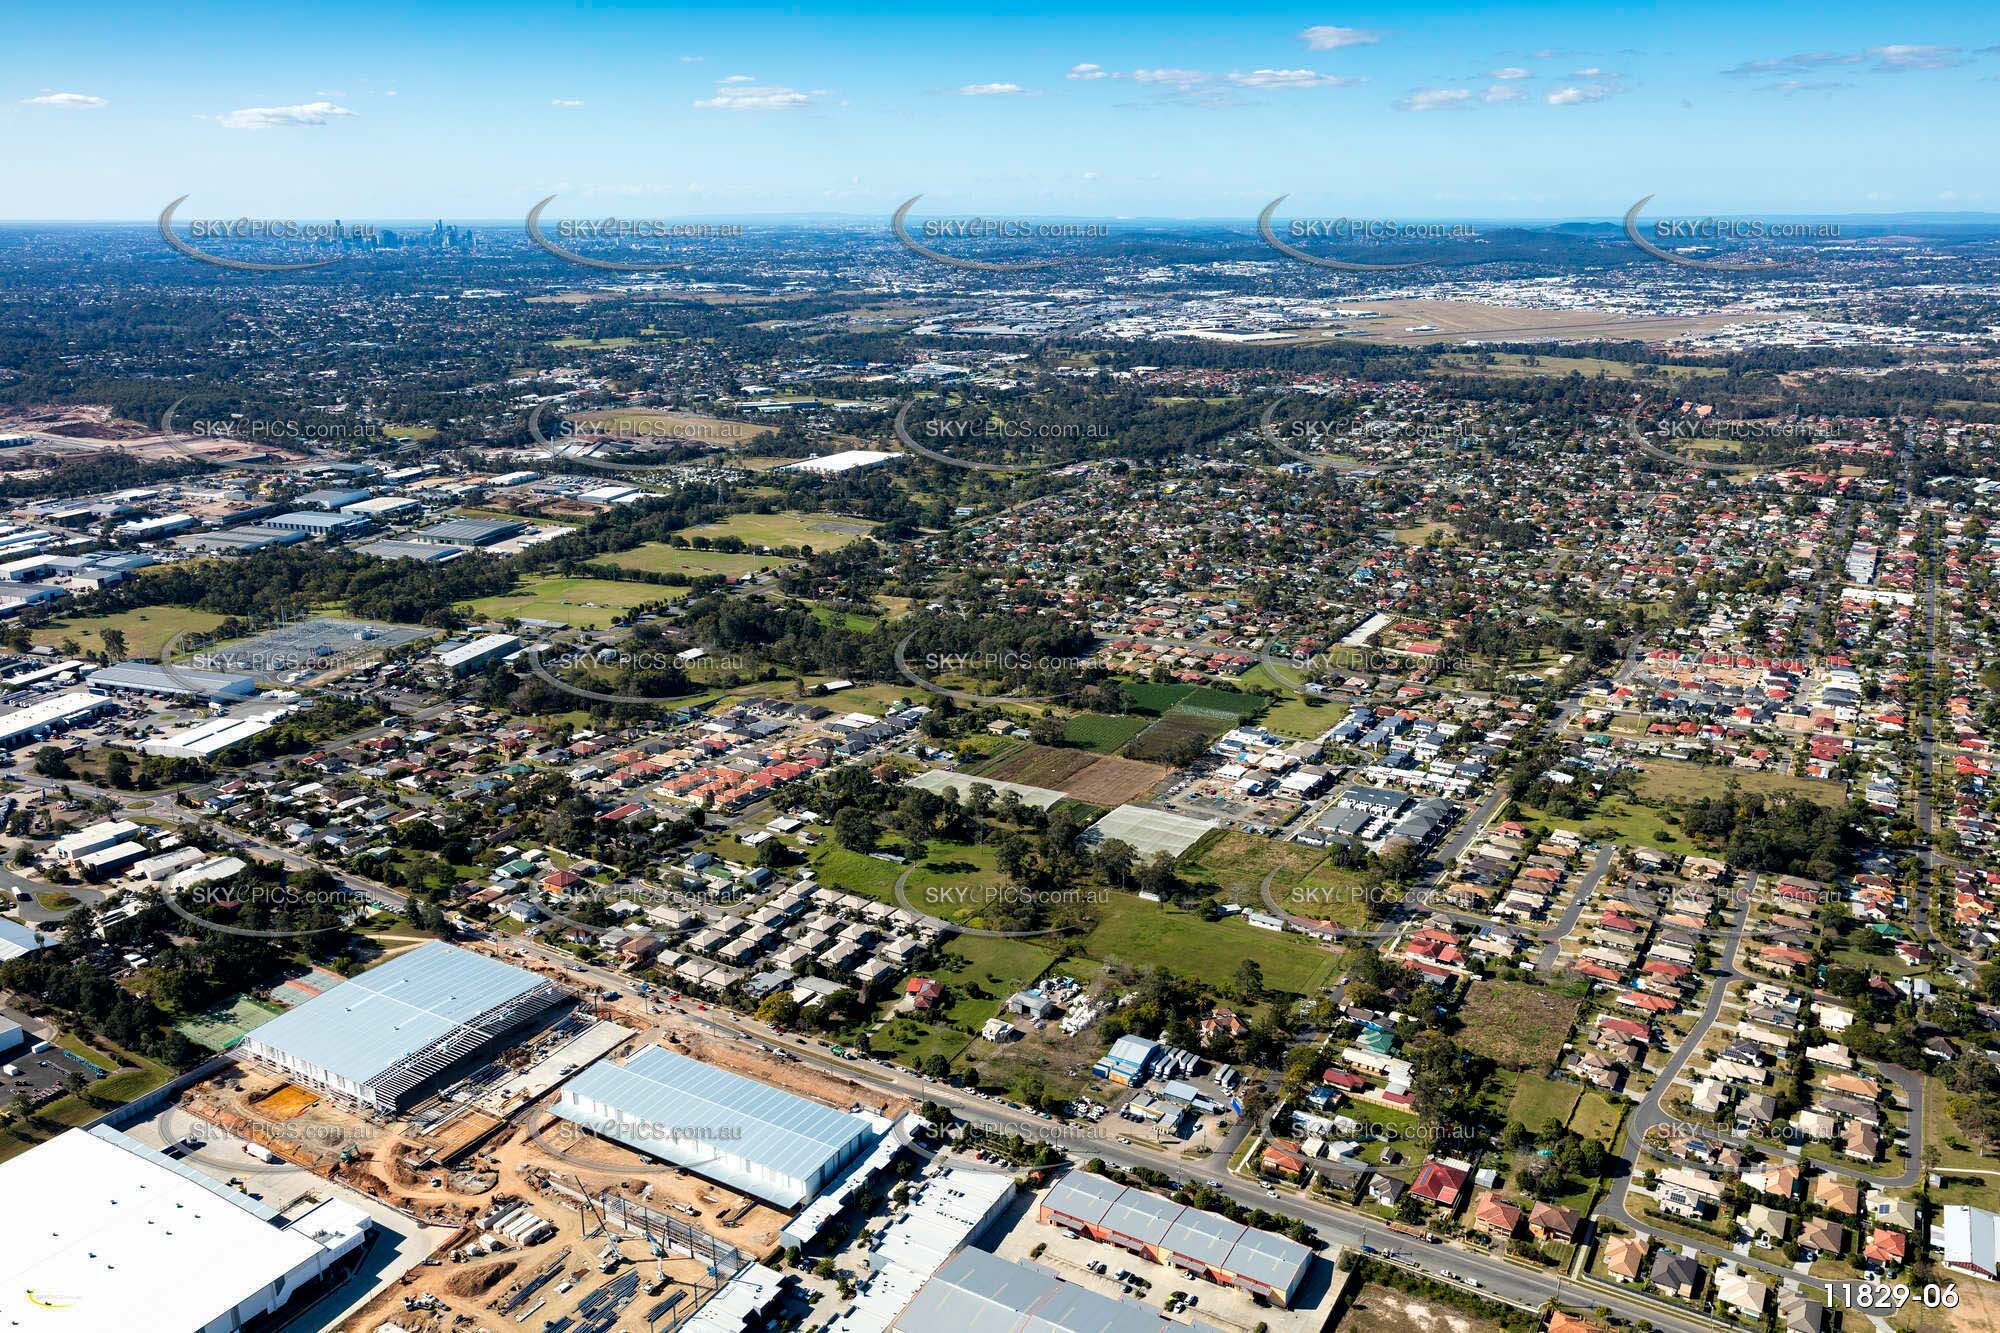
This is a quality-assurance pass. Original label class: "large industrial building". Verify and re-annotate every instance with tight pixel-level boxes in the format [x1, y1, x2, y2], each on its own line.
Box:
[555, 1045, 878, 1209]
[434, 632, 521, 676]
[1038, 1173, 1314, 1308]
[87, 660, 258, 700]
[0, 1125, 372, 1333]
[892, 1248, 1195, 1333]
[238, 941, 569, 1111]
[0, 689, 117, 749]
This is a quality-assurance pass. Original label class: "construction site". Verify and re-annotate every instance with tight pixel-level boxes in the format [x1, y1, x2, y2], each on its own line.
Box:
[149, 1012, 851, 1331]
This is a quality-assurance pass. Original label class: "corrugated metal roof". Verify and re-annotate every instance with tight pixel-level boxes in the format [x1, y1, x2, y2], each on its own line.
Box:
[895, 1249, 1180, 1333]
[243, 941, 551, 1089]
[1099, 1188, 1179, 1246]
[559, 1045, 872, 1203]
[1216, 1225, 1312, 1290]
[1040, 1171, 1123, 1227]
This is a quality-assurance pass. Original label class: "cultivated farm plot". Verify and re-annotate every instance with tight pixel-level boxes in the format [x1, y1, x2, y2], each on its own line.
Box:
[1060, 755, 1171, 807]
[983, 743, 1100, 789]
[1458, 981, 1583, 1071]
[1123, 711, 1230, 762]
[1062, 712, 1150, 753]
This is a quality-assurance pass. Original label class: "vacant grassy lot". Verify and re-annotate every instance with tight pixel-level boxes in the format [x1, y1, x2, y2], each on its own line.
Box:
[1082, 894, 1338, 995]
[930, 933, 1055, 1031]
[676, 510, 876, 551]
[1062, 713, 1151, 754]
[1179, 830, 1329, 893]
[597, 543, 784, 578]
[1458, 981, 1583, 1072]
[459, 576, 683, 628]
[1635, 762, 1840, 808]
[1259, 694, 1348, 740]
[32, 604, 229, 659]
[1508, 1073, 1581, 1132]
[1569, 1090, 1626, 1148]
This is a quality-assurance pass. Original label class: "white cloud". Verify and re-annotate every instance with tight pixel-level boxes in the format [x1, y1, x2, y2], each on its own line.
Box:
[1571, 66, 1609, 77]
[695, 80, 821, 111]
[1490, 67, 1530, 80]
[1546, 83, 1615, 105]
[1869, 44, 1961, 70]
[23, 92, 106, 107]
[1130, 68, 1214, 91]
[1725, 45, 1962, 77]
[720, 74, 756, 83]
[1067, 63, 1108, 80]
[958, 82, 1030, 96]
[1482, 85, 1526, 103]
[551, 98, 585, 108]
[678, 54, 704, 63]
[1227, 68, 1363, 89]
[216, 100, 357, 129]
[1298, 25, 1382, 51]
[1396, 87, 1472, 111]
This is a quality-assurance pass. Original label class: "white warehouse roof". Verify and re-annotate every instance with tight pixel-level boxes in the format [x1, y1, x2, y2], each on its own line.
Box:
[556, 1045, 877, 1208]
[239, 941, 567, 1109]
[0, 1126, 370, 1333]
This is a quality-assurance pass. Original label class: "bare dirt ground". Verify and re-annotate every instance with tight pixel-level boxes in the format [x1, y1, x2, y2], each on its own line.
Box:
[1062, 755, 1172, 806]
[1339, 1284, 1507, 1333]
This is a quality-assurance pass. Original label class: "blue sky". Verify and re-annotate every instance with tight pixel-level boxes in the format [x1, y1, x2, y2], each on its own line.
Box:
[8, 1, 1996, 220]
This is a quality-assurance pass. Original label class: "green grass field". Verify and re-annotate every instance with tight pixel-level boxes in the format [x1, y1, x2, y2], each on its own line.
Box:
[598, 543, 785, 578]
[1259, 694, 1348, 740]
[1507, 1073, 1582, 1132]
[1568, 1091, 1625, 1147]
[32, 604, 230, 660]
[1634, 763, 1841, 808]
[931, 933, 1056, 1030]
[676, 510, 876, 551]
[1121, 681, 1195, 714]
[460, 576, 685, 628]
[1082, 894, 1338, 994]
[1062, 713, 1151, 754]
